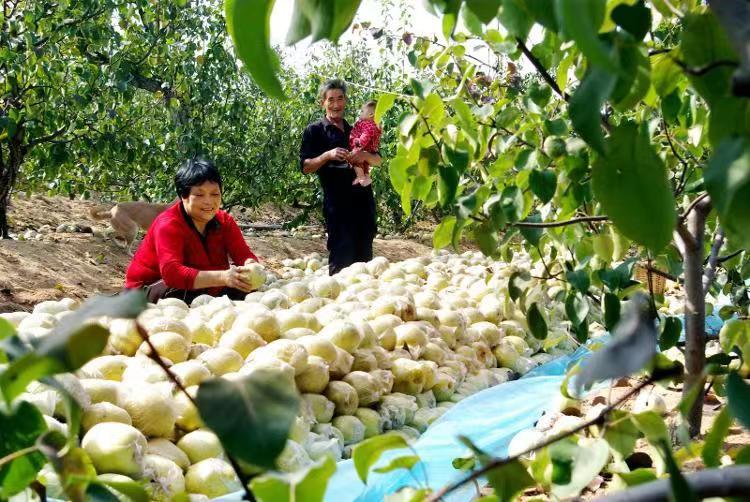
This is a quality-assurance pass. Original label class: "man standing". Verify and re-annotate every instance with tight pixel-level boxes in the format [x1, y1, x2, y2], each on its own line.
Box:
[300, 79, 382, 275]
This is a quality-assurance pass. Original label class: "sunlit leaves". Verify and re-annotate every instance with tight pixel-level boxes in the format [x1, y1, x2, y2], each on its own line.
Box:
[592, 122, 677, 252]
[704, 138, 750, 247]
[569, 67, 616, 154]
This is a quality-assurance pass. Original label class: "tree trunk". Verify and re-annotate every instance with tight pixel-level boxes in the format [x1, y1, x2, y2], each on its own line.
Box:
[0, 135, 24, 239]
[678, 197, 712, 437]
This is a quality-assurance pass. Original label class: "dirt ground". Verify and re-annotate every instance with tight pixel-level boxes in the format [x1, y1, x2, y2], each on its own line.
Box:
[0, 195, 434, 312]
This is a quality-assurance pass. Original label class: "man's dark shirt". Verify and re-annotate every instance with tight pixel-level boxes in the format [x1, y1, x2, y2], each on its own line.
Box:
[299, 116, 376, 220]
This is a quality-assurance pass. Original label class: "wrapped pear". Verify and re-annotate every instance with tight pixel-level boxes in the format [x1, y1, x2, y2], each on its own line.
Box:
[432, 371, 457, 401]
[324, 381, 359, 416]
[391, 359, 426, 395]
[218, 328, 266, 358]
[355, 408, 385, 438]
[138, 332, 189, 364]
[351, 349, 378, 372]
[80, 379, 121, 405]
[171, 360, 212, 387]
[295, 356, 330, 394]
[119, 384, 176, 438]
[296, 335, 337, 364]
[147, 438, 190, 471]
[142, 454, 185, 501]
[197, 348, 243, 375]
[342, 371, 381, 406]
[302, 394, 335, 424]
[277, 440, 313, 472]
[174, 386, 202, 431]
[319, 320, 363, 353]
[78, 355, 129, 381]
[82, 402, 132, 432]
[82, 423, 147, 477]
[331, 416, 366, 445]
[394, 323, 428, 358]
[247, 339, 308, 375]
[108, 319, 142, 356]
[369, 369, 395, 396]
[232, 312, 280, 343]
[143, 317, 191, 341]
[185, 458, 242, 498]
[329, 347, 355, 380]
[177, 429, 224, 464]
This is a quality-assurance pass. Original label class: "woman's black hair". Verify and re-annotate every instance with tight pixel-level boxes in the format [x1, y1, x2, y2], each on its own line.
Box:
[174, 157, 222, 198]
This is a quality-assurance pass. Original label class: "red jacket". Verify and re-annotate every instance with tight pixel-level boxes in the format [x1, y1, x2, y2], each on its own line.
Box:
[125, 202, 258, 294]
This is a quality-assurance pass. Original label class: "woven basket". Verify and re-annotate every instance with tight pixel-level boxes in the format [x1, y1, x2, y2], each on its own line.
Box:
[634, 264, 666, 295]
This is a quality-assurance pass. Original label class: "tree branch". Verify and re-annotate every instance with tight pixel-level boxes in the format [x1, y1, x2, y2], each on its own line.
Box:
[426, 373, 675, 502]
[718, 248, 744, 263]
[673, 58, 739, 76]
[512, 215, 609, 229]
[23, 124, 68, 150]
[515, 38, 569, 101]
[703, 228, 725, 294]
[599, 465, 750, 502]
[680, 193, 711, 223]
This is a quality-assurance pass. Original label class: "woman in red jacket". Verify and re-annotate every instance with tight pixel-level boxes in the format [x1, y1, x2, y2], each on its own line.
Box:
[125, 157, 259, 303]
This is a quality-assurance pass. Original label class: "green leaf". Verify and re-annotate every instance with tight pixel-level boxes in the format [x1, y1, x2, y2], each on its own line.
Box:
[704, 138, 750, 247]
[374, 94, 396, 124]
[195, 369, 300, 470]
[353, 432, 409, 484]
[508, 270, 531, 302]
[632, 411, 669, 444]
[519, 212, 543, 246]
[592, 122, 677, 252]
[474, 221, 499, 257]
[611, 0, 650, 40]
[95, 479, 149, 502]
[250, 456, 336, 502]
[466, 0, 501, 23]
[286, 0, 312, 45]
[566, 269, 591, 293]
[444, 145, 469, 174]
[525, 0, 559, 30]
[616, 468, 657, 487]
[434, 216, 457, 249]
[0, 402, 47, 498]
[702, 406, 732, 468]
[529, 169, 557, 203]
[483, 194, 507, 230]
[486, 459, 534, 502]
[0, 319, 13, 340]
[555, 0, 618, 72]
[659, 316, 681, 351]
[438, 164, 459, 207]
[225, 0, 285, 99]
[35, 323, 110, 374]
[727, 372, 750, 431]
[550, 438, 610, 499]
[569, 66, 617, 154]
[527, 303, 548, 340]
[501, 185, 524, 223]
[0, 353, 59, 405]
[719, 318, 750, 353]
[680, 11, 737, 103]
[86, 483, 121, 502]
[603, 292, 621, 331]
[373, 454, 420, 474]
[603, 410, 639, 458]
[498, 0, 533, 39]
[651, 52, 683, 97]
[565, 292, 589, 326]
[612, 43, 651, 111]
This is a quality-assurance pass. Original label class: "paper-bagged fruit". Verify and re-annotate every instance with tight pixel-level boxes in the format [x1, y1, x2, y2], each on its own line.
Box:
[82, 402, 132, 432]
[177, 429, 224, 464]
[185, 458, 242, 498]
[142, 454, 185, 501]
[146, 438, 190, 472]
[119, 384, 176, 438]
[82, 423, 147, 477]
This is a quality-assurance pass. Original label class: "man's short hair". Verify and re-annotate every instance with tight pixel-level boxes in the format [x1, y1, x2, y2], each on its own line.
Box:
[175, 157, 223, 198]
[318, 78, 347, 102]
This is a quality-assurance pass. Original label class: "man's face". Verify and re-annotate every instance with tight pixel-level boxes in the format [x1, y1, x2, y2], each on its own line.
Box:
[322, 89, 347, 121]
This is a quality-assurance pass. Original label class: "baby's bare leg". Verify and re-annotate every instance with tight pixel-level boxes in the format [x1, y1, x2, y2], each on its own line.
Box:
[352, 163, 372, 186]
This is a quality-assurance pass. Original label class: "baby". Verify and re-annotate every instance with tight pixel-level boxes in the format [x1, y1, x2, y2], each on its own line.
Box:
[349, 101, 382, 187]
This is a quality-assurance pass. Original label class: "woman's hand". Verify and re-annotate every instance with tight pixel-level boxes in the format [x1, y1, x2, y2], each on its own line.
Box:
[244, 257, 260, 266]
[223, 265, 254, 292]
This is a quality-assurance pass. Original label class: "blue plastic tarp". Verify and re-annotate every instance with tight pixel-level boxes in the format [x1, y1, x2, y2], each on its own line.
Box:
[324, 344, 593, 502]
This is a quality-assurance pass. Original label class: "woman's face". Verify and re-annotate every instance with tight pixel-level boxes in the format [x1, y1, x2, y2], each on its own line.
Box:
[182, 181, 221, 225]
